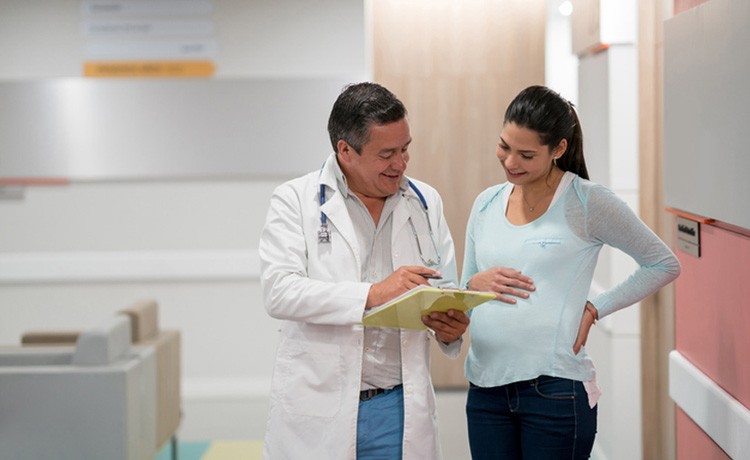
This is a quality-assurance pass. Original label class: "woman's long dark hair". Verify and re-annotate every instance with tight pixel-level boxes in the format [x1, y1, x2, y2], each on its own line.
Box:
[504, 85, 589, 180]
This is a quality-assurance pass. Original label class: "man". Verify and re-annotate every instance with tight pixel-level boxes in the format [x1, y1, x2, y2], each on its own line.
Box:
[259, 82, 469, 459]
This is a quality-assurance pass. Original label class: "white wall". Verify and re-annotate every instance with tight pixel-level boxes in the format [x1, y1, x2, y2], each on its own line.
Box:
[569, 1, 641, 459]
[546, 0, 578, 104]
[0, 0, 366, 442]
[580, 46, 642, 460]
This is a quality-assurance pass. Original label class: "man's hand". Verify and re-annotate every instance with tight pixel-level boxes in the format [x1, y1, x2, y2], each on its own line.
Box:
[467, 267, 535, 304]
[421, 310, 470, 343]
[366, 265, 441, 309]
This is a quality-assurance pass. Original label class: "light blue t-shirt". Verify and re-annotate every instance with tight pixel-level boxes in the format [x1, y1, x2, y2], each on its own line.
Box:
[461, 174, 680, 387]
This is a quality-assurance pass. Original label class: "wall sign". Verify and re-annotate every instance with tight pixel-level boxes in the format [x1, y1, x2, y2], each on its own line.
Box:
[676, 216, 700, 257]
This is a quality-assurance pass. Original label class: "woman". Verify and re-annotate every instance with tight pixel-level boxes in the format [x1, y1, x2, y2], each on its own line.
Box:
[461, 85, 680, 459]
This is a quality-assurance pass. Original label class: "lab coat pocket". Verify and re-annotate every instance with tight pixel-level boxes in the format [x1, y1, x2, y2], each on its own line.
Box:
[275, 338, 343, 417]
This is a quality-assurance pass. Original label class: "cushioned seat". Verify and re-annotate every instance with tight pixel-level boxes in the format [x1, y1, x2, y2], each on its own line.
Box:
[0, 315, 156, 460]
[19, 299, 182, 455]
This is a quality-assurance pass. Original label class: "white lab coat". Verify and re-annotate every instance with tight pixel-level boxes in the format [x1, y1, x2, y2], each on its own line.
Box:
[259, 154, 460, 459]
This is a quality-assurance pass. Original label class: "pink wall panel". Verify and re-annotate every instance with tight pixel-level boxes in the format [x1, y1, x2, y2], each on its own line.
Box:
[671, 3, 744, 458]
[676, 408, 732, 460]
[674, 0, 710, 14]
[674, 223, 750, 408]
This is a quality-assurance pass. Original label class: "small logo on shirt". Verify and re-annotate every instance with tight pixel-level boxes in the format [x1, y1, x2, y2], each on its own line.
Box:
[524, 238, 562, 249]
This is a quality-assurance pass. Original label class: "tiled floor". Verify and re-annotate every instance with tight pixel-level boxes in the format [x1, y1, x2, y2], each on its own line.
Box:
[157, 440, 263, 460]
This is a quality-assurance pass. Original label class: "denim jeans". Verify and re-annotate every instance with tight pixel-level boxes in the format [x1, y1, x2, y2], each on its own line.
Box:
[356, 385, 404, 459]
[466, 376, 597, 460]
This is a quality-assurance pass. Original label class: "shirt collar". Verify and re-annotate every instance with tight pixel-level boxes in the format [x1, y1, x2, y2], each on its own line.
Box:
[330, 155, 351, 197]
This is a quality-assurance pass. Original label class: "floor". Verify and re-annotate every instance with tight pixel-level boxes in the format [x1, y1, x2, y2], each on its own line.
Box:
[156, 441, 263, 460]
[158, 390, 471, 460]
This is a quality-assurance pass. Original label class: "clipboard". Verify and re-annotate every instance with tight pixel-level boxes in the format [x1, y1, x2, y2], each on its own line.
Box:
[362, 285, 495, 330]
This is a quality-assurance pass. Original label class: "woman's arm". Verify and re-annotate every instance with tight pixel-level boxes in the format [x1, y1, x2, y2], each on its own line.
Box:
[584, 185, 681, 319]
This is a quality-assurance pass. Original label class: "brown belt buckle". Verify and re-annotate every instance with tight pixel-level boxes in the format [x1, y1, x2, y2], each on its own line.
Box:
[359, 388, 384, 401]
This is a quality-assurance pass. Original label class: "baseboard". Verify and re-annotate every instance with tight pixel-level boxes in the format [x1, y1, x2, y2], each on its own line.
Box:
[669, 350, 750, 458]
[179, 378, 271, 441]
[183, 377, 270, 401]
[590, 441, 608, 460]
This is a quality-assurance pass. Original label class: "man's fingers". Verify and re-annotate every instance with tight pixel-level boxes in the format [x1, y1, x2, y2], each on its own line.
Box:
[422, 310, 469, 342]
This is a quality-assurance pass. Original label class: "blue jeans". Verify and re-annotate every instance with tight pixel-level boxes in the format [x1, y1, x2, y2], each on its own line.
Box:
[466, 376, 597, 460]
[357, 385, 404, 459]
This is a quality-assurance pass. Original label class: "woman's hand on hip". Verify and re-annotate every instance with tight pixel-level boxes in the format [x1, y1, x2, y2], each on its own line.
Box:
[573, 302, 598, 354]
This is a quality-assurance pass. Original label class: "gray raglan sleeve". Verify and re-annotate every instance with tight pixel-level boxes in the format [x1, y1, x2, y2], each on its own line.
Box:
[584, 185, 681, 318]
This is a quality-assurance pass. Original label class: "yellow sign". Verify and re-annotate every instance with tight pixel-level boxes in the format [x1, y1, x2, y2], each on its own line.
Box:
[84, 60, 215, 78]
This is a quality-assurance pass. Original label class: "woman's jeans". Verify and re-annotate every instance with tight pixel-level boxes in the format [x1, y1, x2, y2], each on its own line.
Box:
[467, 376, 597, 460]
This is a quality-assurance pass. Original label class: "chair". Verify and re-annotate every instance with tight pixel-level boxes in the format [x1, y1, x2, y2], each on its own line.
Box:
[118, 299, 182, 456]
[0, 315, 156, 460]
[21, 299, 182, 458]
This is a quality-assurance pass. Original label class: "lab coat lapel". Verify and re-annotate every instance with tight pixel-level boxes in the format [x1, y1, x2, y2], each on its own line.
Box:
[320, 191, 361, 264]
[319, 156, 361, 268]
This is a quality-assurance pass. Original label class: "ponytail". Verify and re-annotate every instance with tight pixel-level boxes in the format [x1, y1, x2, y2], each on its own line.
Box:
[557, 106, 589, 179]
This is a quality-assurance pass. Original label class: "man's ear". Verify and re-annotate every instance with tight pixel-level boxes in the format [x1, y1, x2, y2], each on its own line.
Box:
[337, 139, 355, 163]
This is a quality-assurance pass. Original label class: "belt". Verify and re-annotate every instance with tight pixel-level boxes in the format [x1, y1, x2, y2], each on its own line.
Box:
[359, 384, 402, 402]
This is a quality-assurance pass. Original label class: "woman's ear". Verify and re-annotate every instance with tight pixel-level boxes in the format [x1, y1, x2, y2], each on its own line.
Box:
[553, 138, 568, 159]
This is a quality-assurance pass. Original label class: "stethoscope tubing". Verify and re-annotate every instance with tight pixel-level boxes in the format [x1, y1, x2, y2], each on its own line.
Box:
[318, 179, 428, 236]
[316, 162, 439, 266]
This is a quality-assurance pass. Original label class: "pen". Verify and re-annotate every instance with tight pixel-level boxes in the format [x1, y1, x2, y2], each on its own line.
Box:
[421, 274, 443, 279]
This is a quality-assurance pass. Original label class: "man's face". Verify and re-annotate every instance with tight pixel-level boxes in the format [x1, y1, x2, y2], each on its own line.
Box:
[338, 118, 412, 200]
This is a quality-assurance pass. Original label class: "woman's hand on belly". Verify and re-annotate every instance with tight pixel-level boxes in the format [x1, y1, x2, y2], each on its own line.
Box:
[467, 267, 535, 304]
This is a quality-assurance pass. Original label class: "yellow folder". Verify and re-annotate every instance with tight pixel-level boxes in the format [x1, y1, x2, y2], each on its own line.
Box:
[362, 285, 495, 330]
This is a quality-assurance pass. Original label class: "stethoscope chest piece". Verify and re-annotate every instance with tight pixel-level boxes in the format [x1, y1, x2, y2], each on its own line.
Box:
[318, 182, 331, 243]
[318, 224, 330, 243]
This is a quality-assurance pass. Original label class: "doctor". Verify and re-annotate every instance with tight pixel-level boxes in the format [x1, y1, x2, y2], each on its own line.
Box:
[259, 82, 469, 459]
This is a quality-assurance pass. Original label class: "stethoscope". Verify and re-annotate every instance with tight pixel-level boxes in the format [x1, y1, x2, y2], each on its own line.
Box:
[317, 174, 442, 267]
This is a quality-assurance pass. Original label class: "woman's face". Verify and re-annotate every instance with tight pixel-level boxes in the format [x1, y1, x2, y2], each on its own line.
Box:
[496, 122, 563, 187]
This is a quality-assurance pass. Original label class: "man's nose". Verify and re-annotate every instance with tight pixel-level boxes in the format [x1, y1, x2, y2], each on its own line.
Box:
[392, 151, 408, 170]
